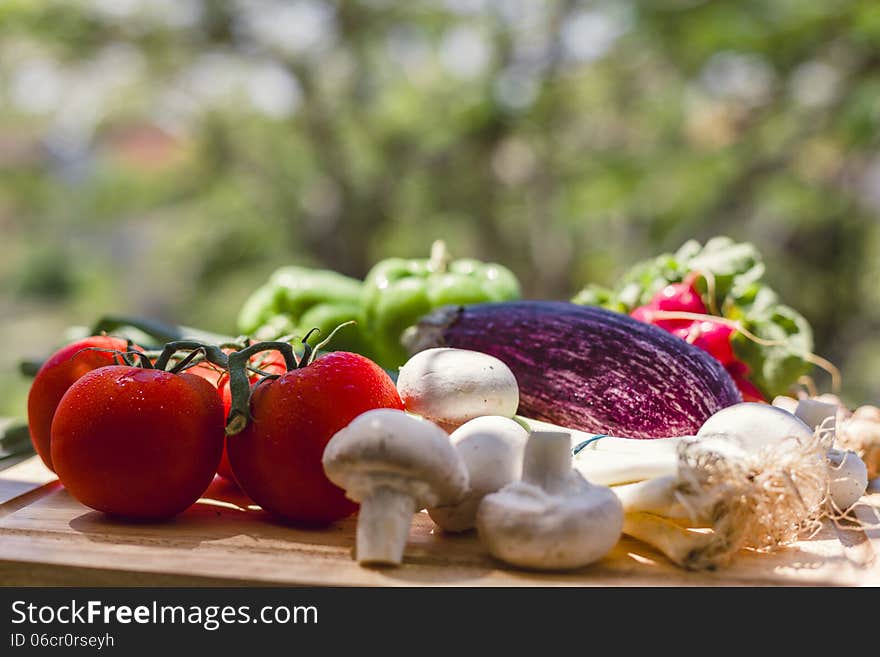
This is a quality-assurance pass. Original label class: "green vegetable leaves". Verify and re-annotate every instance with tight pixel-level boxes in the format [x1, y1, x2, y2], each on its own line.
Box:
[572, 236, 814, 398]
[731, 305, 813, 398]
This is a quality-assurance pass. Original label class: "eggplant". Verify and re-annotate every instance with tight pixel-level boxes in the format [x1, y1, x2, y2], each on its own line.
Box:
[404, 301, 742, 439]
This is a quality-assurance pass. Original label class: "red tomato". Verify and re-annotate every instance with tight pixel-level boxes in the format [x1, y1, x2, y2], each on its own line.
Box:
[227, 351, 404, 525]
[186, 358, 234, 481]
[185, 360, 227, 388]
[50, 366, 224, 520]
[27, 336, 139, 471]
[188, 350, 287, 483]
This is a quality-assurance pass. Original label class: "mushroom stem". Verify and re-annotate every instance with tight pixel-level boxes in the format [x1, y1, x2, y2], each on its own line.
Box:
[521, 431, 572, 494]
[356, 487, 417, 566]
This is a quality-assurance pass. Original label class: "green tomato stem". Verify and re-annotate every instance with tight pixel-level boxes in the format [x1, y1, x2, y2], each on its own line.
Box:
[224, 323, 360, 436]
[153, 340, 230, 373]
[306, 321, 357, 365]
[225, 341, 299, 437]
[70, 347, 154, 369]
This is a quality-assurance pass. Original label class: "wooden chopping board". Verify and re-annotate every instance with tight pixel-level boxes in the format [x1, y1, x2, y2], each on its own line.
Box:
[1, 456, 878, 587]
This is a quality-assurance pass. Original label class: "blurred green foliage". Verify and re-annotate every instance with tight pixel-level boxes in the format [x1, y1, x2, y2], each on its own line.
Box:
[1, 0, 879, 418]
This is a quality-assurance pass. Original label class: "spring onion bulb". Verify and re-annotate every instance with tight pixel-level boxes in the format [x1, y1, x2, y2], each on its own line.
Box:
[522, 404, 866, 570]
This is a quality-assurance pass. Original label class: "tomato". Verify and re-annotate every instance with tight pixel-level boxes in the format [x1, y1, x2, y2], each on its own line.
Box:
[50, 366, 224, 520]
[186, 359, 233, 481]
[215, 381, 238, 482]
[227, 351, 404, 524]
[185, 360, 227, 388]
[27, 336, 139, 471]
[188, 350, 287, 483]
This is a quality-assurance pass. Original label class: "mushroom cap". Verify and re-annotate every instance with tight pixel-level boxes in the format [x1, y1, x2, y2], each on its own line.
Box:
[449, 416, 528, 493]
[477, 473, 623, 570]
[397, 348, 519, 430]
[322, 408, 468, 509]
[428, 416, 528, 532]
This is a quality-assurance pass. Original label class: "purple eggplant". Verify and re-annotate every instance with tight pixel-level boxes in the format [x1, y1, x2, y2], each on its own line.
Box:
[405, 301, 742, 439]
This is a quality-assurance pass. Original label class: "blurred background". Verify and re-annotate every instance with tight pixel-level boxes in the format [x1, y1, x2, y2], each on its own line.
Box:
[1, 0, 879, 418]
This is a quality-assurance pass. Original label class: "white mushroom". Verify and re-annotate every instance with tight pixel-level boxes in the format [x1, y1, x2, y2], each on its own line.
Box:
[397, 348, 519, 432]
[428, 416, 528, 532]
[476, 431, 624, 571]
[322, 409, 468, 566]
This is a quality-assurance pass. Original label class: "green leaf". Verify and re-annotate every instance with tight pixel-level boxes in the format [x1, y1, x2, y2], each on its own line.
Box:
[573, 236, 816, 397]
[731, 304, 813, 398]
[571, 284, 616, 308]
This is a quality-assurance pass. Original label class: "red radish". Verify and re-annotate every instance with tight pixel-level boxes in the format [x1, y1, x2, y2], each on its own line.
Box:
[652, 275, 707, 329]
[630, 304, 689, 330]
[630, 305, 655, 324]
[689, 321, 736, 365]
[655, 275, 706, 313]
[672, 324, 693, 341]
[726, 361, 767, 403]
[627, 274, 765, 401]
[630, 273, 708, 332]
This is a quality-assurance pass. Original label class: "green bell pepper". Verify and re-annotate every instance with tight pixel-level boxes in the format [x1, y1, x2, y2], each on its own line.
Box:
[363, 241, 521, 368]
[237, 266, 375, 356]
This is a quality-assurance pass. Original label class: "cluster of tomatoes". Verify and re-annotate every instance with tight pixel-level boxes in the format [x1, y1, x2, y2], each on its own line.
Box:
[628, 274, 765, 402]
[27, 335, 403, 523]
